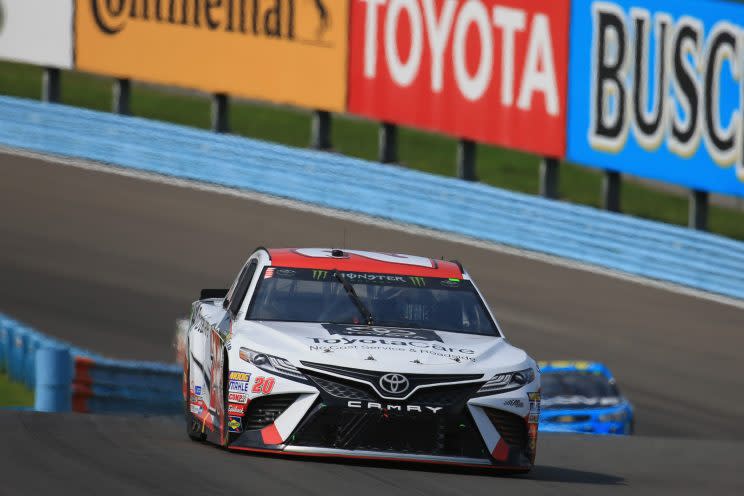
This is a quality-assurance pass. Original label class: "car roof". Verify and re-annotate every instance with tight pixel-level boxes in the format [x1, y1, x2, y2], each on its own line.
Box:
[539, 361, 613, 378]
[265, 248, 464, 278]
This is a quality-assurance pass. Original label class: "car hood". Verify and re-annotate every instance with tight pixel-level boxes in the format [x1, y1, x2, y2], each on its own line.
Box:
[231, 320, 531, 376]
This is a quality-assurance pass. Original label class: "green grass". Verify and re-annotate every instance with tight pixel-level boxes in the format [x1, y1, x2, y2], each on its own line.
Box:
[2, 60, 743, 240]
[0, 372, 34, 407]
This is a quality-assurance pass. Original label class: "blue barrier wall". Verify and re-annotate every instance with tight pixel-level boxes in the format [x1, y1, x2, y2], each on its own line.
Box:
[0, 313, 181, 414]
[1, 96, 743, 300]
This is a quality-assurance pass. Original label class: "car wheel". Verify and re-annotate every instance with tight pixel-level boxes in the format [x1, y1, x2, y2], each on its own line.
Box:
[185, 348, 205, 442]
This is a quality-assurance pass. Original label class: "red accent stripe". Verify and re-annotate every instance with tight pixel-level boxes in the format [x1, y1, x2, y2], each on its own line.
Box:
[491, 439, 510, 461]
[260, 423, 283, 445]
[72, 357, 94, 413]
[268, 249, 463, 278]
[228, 446, 529, 471]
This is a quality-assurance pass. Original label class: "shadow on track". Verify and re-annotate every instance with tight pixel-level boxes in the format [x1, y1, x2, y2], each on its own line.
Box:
[527, 465, 625, 485]
[222, 444, 624, 485]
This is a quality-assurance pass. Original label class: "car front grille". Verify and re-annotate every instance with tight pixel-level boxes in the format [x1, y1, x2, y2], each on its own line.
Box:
[289, 402, 489, 459]
[243, 394, 299, 431]
[485, 408, 528, 450]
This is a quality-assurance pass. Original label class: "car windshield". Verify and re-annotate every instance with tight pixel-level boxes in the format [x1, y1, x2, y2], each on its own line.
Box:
[541, 371, 621, 409]
[247, 267, 499, 336]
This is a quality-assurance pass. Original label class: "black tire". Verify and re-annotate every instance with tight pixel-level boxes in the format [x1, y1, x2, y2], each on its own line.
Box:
[185, 347, 206, 442]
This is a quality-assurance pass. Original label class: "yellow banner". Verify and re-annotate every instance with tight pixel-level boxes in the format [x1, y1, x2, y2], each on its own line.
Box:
[76, 0, 348, 112]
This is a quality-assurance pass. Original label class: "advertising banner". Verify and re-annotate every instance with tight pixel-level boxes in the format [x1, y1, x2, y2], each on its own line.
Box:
[75, 0, 348, 112]
[0, 0, 74, 69]
[567, 0, 744, 198]
[348, 0, 570, 157]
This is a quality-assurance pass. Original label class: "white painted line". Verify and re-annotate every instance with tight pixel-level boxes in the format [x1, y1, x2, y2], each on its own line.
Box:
[4, 145, 744, 311]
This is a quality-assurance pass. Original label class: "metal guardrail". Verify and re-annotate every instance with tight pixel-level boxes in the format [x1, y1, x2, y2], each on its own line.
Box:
[0, 313, 181, 414]
[1, 96, 742, 300]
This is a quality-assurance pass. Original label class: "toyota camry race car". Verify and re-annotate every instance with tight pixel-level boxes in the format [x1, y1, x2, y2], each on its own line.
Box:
[538, 361, 634, 435]
[183, 248, 541, 471]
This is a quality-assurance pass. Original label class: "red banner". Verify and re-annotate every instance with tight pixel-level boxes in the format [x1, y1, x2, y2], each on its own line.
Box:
[348, 0, 569, 157]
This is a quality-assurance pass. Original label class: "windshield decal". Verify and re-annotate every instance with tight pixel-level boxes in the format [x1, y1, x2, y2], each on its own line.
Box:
[322, 323, 443, 342]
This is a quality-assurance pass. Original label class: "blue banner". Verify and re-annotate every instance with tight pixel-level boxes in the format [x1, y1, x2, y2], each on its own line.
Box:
[567, 0, 744, 198]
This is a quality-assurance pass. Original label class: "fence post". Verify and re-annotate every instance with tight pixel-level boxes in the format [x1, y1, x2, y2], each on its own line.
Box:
[112, 78, 131, 115]
[457, 139, 477, 181]
[35, 347, 73, 413]
[311, 110, 332, 150]
[689, 190, 709, 231]
[42, 67, 61, 103]
[378, 122, 398, 163]
[211, 93, 230, 133]
[539, 157, 560, 199]
[602, 171, 622, 212]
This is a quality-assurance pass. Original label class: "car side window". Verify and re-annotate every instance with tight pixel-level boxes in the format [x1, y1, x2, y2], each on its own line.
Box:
[227, 260, 258, 316]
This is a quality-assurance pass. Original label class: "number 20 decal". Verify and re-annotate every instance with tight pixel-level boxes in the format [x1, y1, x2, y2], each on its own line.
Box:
[252, 377, 275, 394]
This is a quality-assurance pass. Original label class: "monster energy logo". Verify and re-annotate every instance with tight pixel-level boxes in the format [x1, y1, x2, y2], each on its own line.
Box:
[313, 270, 328, 280]
[409, 277, 425, 287]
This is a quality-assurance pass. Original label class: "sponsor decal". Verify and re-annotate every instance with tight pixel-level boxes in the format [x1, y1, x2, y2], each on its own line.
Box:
[252, 377, 276, 395]
[322, 323, 444, 342]
[228, 392, 248, 403]
[528, 413, 540, 424]
[337, 272, 408, 284]
[194, 386, 202, 396]
[190, 404, 202, 415]
[348, 400, 442, 414]
[264, 267, 275, 279]
[348, 0, 570, 156]
[192, 316, 211, 335]
[308, 332, 476, 362]
[229, 380, 251, 393]
[229, 371, 250, 381]
[379, 373, 409, 395]
[409, 276, 425, 287]
[567, 0, 744, 198]
[76, 0, 348, 111]
[440, 279, 460, 288]
[528, 423, 538, 463]
[312, 269, 329, 280]
[228, 416, 242, 433]
[504, 398, 525, 408]
[190, 394, 198, 404]
[276, 268, 296, 277]
[228, 403, 246, 416]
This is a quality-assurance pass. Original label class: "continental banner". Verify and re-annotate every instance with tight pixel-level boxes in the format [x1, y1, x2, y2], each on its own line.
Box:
[0, 0, 74, 68]
[567, 0, 744, 198]
[75, 0, 348, 111]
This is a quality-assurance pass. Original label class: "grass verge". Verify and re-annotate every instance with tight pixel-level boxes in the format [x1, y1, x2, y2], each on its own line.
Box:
[2, 60, 743, 240]
[0, 372, 34, 407]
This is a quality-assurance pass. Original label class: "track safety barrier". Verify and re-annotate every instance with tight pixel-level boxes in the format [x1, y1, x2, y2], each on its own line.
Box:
[1, 96, 743, 300]
[0, 313, 181, 414]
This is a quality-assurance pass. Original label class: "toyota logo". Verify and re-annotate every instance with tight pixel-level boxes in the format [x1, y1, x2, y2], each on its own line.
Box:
[379, 373, 409, 394]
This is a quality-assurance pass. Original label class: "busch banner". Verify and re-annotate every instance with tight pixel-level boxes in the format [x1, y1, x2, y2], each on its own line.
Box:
[348, 0, 569, 157]
[567, 0, 744, 198]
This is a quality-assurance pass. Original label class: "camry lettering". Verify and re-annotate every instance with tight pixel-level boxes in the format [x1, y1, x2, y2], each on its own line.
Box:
[347, 400, 443, 414]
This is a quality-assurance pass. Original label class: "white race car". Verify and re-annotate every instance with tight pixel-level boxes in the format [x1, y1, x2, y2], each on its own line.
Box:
[184, 247, 541, 472]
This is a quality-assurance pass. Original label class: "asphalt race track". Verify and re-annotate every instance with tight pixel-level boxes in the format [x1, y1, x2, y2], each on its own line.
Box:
[1, 151, 744, 494]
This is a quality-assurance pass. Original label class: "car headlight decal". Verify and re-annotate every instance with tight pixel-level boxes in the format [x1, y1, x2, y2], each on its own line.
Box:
[239, 347, 305, 380]
[477, 368, 536, 394]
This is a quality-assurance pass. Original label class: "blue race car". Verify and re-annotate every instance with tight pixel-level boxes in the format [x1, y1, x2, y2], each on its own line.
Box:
[538, 361, 634, 435]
